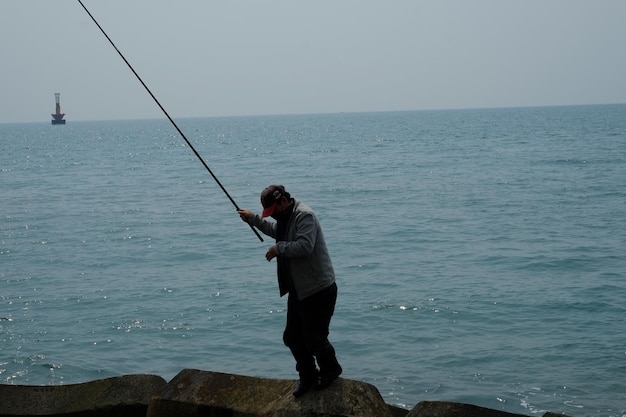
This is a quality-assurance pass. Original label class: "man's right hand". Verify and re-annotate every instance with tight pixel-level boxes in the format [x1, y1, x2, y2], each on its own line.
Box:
[237, 209, 253, 221]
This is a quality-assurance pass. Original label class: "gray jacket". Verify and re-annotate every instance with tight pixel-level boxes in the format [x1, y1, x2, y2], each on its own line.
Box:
[249, 199, 335, 300]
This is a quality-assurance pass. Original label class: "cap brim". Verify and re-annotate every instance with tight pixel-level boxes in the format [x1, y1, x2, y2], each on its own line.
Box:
[261, 203, 277, 218]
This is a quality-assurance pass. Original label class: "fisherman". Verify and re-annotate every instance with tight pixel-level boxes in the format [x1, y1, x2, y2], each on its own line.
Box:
[238, 185, 342, 398]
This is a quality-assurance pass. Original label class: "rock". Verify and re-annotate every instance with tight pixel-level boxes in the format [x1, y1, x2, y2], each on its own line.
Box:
[407, 401, 530, 417]
[146, 368, 394, 417]
[388, 404, 410, 417]
[0, 371, 576, 417]
[0, 374, 166, 417]
[407, 401, 577, 417]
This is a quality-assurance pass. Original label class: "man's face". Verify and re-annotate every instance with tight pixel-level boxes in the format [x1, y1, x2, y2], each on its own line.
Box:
[272, 197, 290, 216]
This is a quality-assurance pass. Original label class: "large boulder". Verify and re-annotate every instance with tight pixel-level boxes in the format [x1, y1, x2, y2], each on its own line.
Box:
[0, 374, 166, 417]
[406, 401, 574, 417]
[407, 401, 526, 417]
[406, 401, 524, 417]
[147, 368, 393, 417]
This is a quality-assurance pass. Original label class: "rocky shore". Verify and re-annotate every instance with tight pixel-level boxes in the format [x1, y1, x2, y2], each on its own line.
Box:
[0, 369, 572, 417]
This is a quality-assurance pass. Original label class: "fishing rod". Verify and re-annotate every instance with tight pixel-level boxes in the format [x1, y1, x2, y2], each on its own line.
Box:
[77, 0, 263, 242]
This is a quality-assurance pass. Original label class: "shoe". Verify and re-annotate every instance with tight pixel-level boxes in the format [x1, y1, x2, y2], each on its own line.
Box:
[292, 377, 318, 398]
[316, 366, 342, 390]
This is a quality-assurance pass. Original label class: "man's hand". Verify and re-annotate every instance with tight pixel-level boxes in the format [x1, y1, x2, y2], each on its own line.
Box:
[265, 245, 278, 261]
[238, 209, 253, 221]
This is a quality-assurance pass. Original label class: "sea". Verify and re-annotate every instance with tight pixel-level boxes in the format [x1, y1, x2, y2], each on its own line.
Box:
[1, 105, 625, 417]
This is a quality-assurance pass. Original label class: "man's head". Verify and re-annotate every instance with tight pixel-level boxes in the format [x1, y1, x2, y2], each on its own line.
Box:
[261, 184, 291, 218]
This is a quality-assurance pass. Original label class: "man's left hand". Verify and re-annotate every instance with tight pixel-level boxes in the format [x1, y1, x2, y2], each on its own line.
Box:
[265, 245, 278, 261]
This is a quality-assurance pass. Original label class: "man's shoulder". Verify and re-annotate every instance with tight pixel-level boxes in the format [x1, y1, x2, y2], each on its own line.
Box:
[293, 199, 315, 215]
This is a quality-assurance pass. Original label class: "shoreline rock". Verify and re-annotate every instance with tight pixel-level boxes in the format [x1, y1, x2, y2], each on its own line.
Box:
[147, 369, 393, 417]
[0, 369, 573, 417]
[0, 374, 166, 417]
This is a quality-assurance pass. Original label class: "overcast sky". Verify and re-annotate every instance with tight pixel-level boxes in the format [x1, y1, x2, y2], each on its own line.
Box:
[1, 1, 625, 123]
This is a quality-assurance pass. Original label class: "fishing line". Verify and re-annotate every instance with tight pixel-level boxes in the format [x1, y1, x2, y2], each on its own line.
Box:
[77, 0, 263, 242]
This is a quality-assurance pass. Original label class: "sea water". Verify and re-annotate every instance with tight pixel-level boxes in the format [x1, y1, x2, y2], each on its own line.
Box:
[1, 105, 625, 417]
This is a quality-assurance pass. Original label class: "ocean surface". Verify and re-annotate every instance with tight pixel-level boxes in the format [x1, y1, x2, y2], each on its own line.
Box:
[1, 105, 625, 417]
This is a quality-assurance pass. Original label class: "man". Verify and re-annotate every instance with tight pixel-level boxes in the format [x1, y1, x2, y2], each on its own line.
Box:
[238, 184, 342, 398]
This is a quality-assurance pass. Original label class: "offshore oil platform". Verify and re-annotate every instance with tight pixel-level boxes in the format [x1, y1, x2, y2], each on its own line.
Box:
[51, 93, 66, 125]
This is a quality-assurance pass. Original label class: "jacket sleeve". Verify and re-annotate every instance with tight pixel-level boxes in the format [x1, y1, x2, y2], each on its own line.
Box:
[276, 211, 317, 257]
[250, 214, 277, 239]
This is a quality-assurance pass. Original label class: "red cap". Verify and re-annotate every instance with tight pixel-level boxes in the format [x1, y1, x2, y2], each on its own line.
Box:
[260, 185, 287, 218]
[261, 203, 277, 218]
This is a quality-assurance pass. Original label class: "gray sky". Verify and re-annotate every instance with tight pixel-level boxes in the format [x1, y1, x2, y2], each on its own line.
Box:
[1, 1, 625, 123]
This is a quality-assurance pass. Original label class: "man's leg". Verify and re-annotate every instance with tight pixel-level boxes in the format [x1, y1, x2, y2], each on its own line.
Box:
[299, 283, 342, 389]
[284, 294, 318, 397]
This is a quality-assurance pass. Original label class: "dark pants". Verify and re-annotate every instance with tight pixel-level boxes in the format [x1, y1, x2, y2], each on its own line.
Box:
[283, 283, 341, 381]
